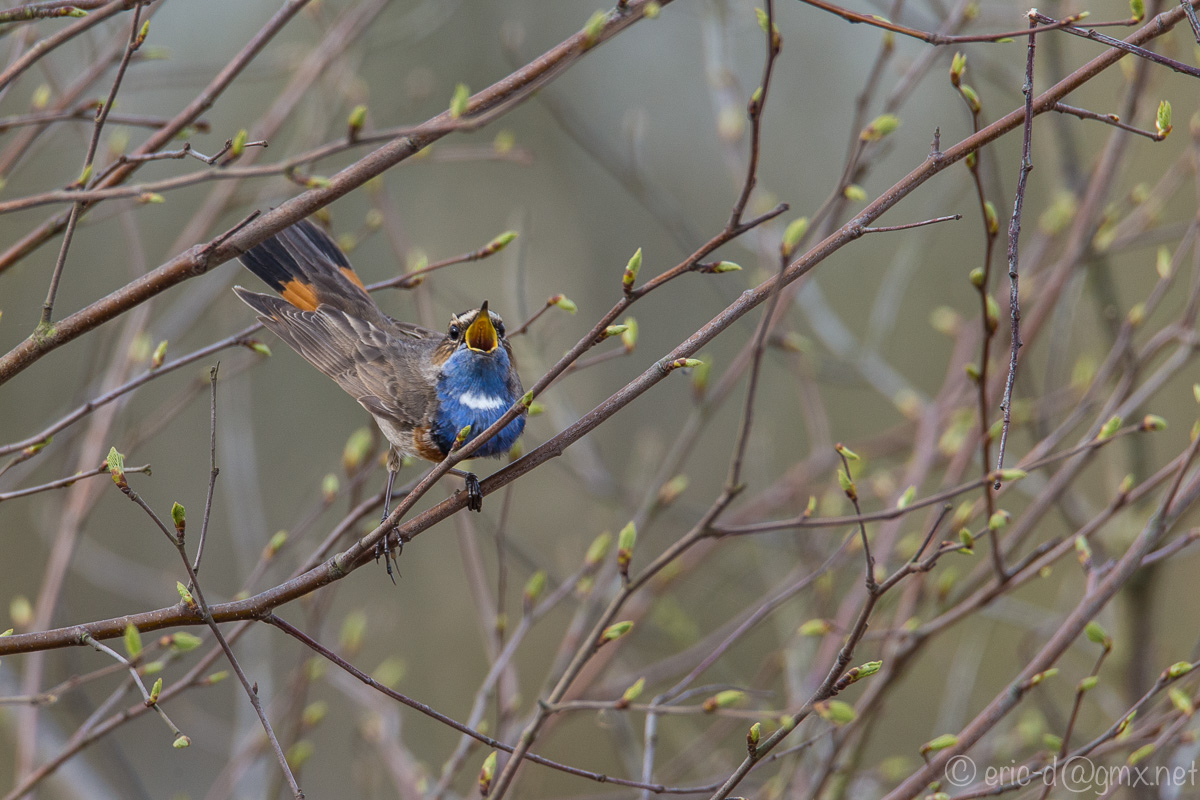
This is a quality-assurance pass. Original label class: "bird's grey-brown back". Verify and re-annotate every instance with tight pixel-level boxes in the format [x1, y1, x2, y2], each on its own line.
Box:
[234, 221, 443, 450]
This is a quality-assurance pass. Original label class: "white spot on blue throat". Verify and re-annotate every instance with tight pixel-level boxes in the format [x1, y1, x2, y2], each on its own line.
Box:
[431, 345, 525, 456]
[459, 391, 505, 410]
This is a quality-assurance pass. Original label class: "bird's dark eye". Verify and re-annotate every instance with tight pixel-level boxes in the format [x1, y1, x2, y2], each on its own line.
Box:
[496, 320, 505, 338]
[449, 324, 461, 340]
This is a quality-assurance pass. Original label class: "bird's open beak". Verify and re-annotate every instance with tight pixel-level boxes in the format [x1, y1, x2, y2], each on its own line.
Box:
[465, 301, 498, 353]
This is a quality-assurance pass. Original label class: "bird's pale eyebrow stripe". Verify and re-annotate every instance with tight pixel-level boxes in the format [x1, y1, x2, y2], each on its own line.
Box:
[459, 392, 505, 410]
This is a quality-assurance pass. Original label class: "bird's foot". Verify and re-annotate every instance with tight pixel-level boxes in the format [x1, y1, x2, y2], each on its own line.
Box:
[375, 509, 402, 584]
[376, 466, 402, 583]
[464, 472, 483, 512]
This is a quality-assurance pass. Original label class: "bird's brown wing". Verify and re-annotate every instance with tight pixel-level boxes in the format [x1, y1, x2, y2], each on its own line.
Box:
[234, 287, 436, 428]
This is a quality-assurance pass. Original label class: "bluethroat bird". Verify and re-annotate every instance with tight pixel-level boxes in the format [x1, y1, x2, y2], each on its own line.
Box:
[233, 218, 526, 576]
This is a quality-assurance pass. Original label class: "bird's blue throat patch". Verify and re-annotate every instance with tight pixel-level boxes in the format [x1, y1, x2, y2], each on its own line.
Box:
[432, 346, 525, 457]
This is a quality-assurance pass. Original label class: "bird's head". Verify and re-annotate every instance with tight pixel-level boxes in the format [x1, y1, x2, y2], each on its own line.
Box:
[441, 301, 508, 359]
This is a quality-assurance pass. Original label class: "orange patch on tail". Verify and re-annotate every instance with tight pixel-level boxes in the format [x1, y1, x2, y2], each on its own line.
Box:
[280, 280, 319, 311]
[340, 267, 366, 289]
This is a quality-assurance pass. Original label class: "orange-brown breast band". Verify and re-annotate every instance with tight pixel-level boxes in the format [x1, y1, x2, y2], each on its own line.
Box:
[340, 267, 366, 289]
[280, 279, 320, 311]
[413, 426, 445, 462]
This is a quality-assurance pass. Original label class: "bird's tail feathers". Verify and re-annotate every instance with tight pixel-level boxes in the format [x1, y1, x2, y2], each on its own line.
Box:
[232, 285, 289, 320]
[237, 218, 377, 317]
[232, 286, 345, 377]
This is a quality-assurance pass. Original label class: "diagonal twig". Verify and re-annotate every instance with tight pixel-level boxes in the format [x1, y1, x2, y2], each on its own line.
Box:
[39, 2, 145, 325]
